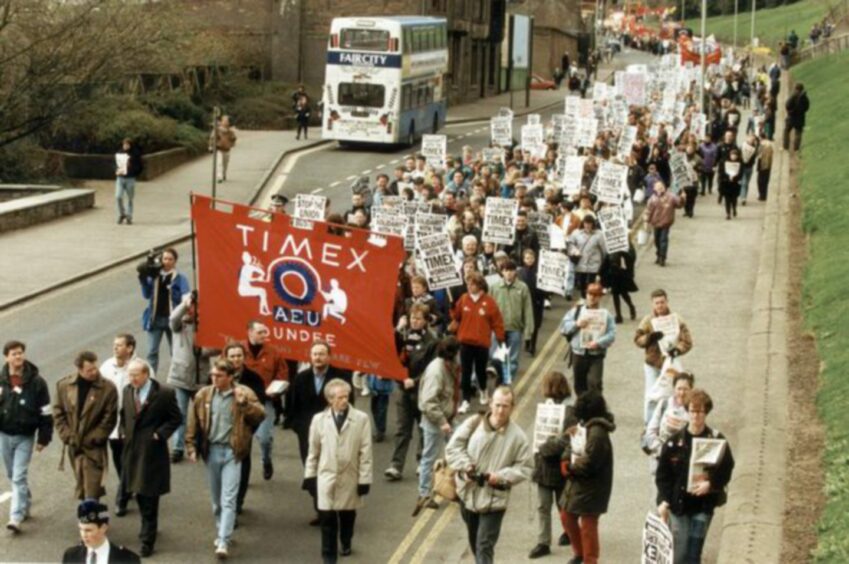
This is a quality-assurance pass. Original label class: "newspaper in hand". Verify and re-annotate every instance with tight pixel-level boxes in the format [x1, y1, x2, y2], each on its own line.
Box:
[533, 400, 567, 454]
[650, 314, 680, 356]
[686, 437, 727, 491]
[115, 153, 129, 176]
[578, 308, 608, 348]
[570, 424, 587, 464]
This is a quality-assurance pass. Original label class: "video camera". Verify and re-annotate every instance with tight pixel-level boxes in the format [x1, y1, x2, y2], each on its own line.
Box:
[136, 249, 163, 278]
[465, 469, 510, 491]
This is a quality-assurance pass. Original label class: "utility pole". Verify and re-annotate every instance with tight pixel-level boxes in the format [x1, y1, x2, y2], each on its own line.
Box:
[211, 106, 220, 199]
[734, 0, 739, 49]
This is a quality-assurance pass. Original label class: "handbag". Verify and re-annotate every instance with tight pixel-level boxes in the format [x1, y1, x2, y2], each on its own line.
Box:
[568, 235, 590, 265]
[432, 459, 458, 501]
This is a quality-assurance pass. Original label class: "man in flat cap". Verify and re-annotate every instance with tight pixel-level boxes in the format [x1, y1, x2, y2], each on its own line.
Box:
[62, 500, 140, 563]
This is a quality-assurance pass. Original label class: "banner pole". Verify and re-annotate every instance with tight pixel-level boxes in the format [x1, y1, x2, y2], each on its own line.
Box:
[190, 193, 199, 294]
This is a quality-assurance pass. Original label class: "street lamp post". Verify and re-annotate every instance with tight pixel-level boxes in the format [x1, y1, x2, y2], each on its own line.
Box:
[211, 106, 220, 199]
[699, 0, 707, 114]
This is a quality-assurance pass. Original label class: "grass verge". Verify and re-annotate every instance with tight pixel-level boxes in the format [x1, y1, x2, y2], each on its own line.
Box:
[701, 0, 834, 50]
[791, 49, 849, 562]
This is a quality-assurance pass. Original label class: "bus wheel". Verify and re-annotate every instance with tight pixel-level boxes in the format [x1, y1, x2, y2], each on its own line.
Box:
[407, 124, 416, 147]
[432, 114, 439, 133]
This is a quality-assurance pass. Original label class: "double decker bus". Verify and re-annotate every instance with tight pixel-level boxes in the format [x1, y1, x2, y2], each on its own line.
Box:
[322, 16, 448, 146]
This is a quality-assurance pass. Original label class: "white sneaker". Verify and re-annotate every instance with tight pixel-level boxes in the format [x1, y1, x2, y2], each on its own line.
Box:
[215, 544, 229, 559]
[479, 388, 488, 405]
[458, 400, 470, 415]
[544, 299, 552, 309]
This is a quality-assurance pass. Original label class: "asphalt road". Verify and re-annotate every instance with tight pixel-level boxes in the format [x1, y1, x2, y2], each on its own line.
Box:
[0, 48, 767, 564]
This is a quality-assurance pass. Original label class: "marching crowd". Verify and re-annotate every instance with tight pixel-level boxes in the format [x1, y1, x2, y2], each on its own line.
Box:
[2, 39, 811, 564]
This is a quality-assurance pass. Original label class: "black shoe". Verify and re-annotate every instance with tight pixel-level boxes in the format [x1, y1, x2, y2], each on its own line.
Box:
[629, 305, 637, 321]
[614, 315, 623, 324]
[171, 451, 184, 463]
[309, 515, 321, 527]
[126, 217, 133, 225]
[528, 544, 551, 559]
[654, 257, 660, 264]
[115, 505, 128, 517]
[263, 460, 273, 480]
[117, 215, 125, 225]
[567, 558, 584, 564]
[340, 545, 352, 556]
[140, 545, 154, 558]
[374, 432, 385, 443]
[659, 258, 666, 267]
[559, 532, 571, 546]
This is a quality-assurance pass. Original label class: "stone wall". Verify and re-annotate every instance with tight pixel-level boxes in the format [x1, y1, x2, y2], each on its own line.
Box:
[0, 186, 95, 234]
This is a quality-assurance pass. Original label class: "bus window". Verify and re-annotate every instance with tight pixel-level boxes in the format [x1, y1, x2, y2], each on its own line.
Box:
[413, 28, 422, 53]
[338, 83, 386, 108]
[403, 29, 412, 53]
[340, 28, 390, 52]
[402, 84, 412, 110]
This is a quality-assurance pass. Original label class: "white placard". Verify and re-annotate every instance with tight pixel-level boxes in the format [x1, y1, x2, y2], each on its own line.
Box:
[528, 211, 552, 250]
[527, 113, 541, 126]
[414, 211, 447, 247]
[592, 161, 628, 204]
[533, 401, 567, 454]
[561, 155, 585, 195]
[418, 232, 463, 291]
[597, 206, 629, 254]
[576, 117, 598, 148]
[403, 201, 432, 250]
[687, 438, 728, 491]
[642, 512, 674, 564]
[293, 194, 327, 221]
[491, 116, 513, 147]
[482, 147, 502, 163]
[537, 249, 568, 295]
[521, 124, 544, 153]
[669, 151, 695, 193]
[592, 81, 608, 101]
[421, 134, 447, 168]
[623, 72, 647, 106]
[578, 308, 608, 347]
[650, 313, 681, 357]
[617, 125, 638, 158]
[371, 207, 407, 238]
[482, 197, 519, 245]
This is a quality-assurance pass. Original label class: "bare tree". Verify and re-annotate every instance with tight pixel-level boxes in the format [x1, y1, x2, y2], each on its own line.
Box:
[0, 0, 178, 149]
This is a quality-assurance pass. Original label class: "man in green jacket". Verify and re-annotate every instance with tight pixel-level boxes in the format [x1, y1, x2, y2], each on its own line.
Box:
[489, 260, 534, 387]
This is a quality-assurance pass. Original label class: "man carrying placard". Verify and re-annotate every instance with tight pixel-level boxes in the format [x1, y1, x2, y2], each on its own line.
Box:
[558, 283, 616, 395]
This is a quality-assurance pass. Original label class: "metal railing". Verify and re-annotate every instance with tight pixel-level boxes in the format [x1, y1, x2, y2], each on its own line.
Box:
[797, 32, 849, 62]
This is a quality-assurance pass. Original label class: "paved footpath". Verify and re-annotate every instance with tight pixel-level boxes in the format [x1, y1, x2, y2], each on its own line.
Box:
[394, 148, 774, 563]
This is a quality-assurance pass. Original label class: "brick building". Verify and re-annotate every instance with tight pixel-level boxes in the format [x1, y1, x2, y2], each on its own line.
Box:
[171, 0, 584, 104]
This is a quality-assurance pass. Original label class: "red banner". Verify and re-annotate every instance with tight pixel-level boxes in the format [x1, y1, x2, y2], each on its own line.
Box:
[678, 35, 722, 65]
[191, 195, 407, 380]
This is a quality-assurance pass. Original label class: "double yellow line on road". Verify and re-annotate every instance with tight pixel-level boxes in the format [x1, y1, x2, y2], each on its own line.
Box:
[387, 322, 569, 564]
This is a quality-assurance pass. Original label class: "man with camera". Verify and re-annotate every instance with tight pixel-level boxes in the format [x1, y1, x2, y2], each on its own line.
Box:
[137, 247, 191, 374]
[446, 386, 533, 564]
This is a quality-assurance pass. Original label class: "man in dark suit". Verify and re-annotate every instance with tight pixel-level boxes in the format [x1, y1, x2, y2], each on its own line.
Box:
[63, 500, 140, 563]
[284, 341, 353, 525]
[118, 360, 181, 558]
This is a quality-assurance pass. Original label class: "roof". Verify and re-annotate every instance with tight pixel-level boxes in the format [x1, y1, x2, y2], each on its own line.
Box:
[332, 16, 446, 27]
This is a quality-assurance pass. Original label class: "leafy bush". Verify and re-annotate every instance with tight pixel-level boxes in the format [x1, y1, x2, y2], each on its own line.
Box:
[141, 93, 210, 130]
[0, 139, 53, 183]
[44, 96, 206, 155]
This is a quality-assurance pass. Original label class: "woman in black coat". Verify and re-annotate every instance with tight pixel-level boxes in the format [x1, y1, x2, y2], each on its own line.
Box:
[518, 248, 546, 356]
[718, 148, 743, 220]
[605, 241, 638, 324]
[560, 391, 615, 564]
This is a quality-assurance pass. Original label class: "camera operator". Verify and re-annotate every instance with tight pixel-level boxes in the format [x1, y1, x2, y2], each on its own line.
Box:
[137, 247, 190, 373]
[446, 386, 533, 564]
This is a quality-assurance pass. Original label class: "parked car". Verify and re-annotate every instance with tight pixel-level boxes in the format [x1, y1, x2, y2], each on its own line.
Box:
[530, 74, 556, 90]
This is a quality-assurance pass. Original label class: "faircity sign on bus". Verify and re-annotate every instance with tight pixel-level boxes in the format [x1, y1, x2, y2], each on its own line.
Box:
[327, 51, 403, 68]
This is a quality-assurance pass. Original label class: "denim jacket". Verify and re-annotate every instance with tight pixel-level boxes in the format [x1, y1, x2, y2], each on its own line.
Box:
[559, 304, 616, 356]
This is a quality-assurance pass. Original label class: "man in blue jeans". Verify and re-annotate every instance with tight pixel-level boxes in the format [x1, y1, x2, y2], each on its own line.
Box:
[656, 389, 735, 564]
[488, 261, 534, 389]
[0, 341, 52, 534]
[138, 247, 190, 373]
[413, 337, 460, 517]
[186, 359, 265, 559]
[645, 182, 684, 267]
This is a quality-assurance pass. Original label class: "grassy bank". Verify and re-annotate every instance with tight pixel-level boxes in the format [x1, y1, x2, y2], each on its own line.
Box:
[701, 0, 834, 49]
[791, 49, 849, 562]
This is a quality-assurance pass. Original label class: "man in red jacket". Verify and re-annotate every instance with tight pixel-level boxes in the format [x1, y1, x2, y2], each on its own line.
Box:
[451, 273, 505, 414]
[242, 320, 288, 481]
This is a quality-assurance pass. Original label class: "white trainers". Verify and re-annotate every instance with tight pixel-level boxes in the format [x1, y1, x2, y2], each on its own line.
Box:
[215, 544, 229, 559]
[458, 400, 470, 415]
[544, 299, 552, 309]
[479, 388, 489, 405]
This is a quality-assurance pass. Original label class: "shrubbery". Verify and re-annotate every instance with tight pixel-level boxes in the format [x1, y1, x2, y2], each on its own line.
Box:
[0, 139, 52, 184]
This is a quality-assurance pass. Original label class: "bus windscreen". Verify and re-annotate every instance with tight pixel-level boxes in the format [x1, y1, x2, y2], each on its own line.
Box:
[340, 29, 390, 51]
[338, 83, 386, 108]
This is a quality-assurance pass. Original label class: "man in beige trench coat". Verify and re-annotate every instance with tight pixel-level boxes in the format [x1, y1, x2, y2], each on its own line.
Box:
[304, 378, 373, 564]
